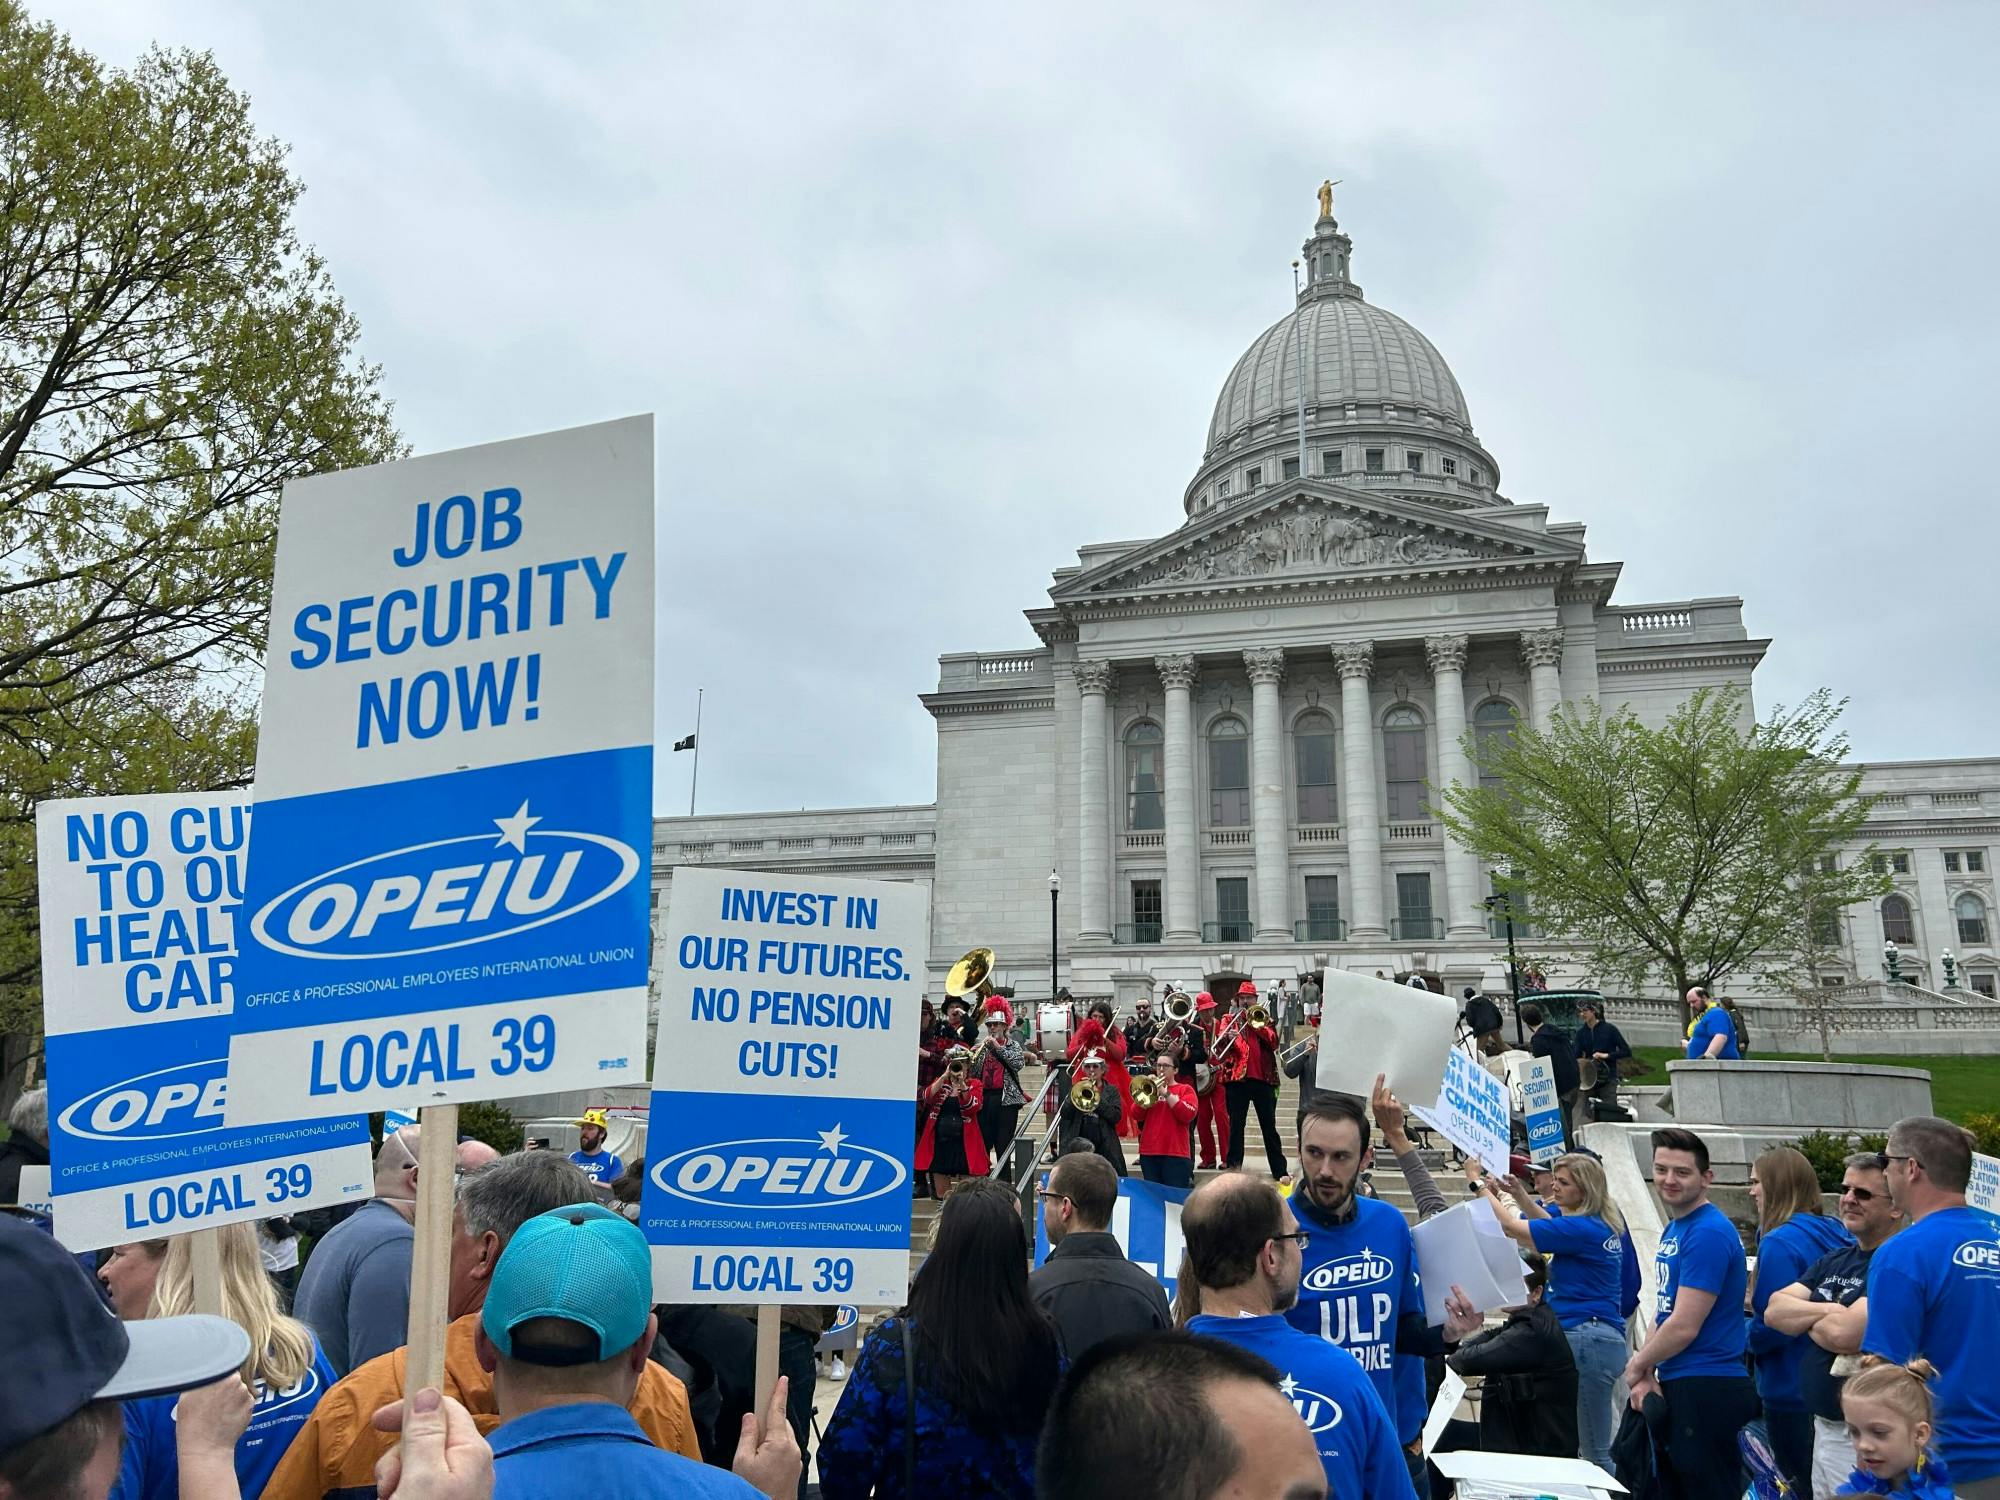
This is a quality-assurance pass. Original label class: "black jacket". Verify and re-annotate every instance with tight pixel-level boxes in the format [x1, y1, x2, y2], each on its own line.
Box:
[1446, 1300, 1579, 1459]
[0, 1132, 48, 1206]
[1027, 1231, 1171, 1362]
[1058, 1089, 1127, 1176]
[1573, 1020, 1632, 1068]
[1530, 1025, 1581, 1097]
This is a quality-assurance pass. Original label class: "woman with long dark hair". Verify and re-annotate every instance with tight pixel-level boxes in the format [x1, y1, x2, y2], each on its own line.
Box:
[817, 1178, 1061, 1498]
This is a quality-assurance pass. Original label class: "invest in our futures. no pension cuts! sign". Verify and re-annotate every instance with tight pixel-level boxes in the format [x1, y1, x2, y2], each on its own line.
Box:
[643, 867, 930, 1307]
[225, 416, 655, 1124]
[37, 792, 372, 1248]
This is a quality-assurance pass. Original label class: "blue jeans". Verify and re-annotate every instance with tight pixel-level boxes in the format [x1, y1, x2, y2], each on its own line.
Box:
[1566, 1318, 1626, 1472]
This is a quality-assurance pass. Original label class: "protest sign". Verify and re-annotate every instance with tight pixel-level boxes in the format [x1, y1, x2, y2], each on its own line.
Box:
[1520, 1057, 1566, 1163]
[36, 793, 371, 1249]
[1421, 1366, 1467, 1459]
[1314, 969, 1456, 1106]
[225, 417, 654, 1122]
[1970, 1152, 2000, 1217]
[1411, 1196, 1528, 1325]
[642, 867, 930, 1306]
[1412, 1048, 1512, 1173]
[1034, 1176, 1189, 1303]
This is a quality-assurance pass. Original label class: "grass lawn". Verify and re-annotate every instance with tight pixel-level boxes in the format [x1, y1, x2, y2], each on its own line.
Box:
[1631, 1045, 2000, 1124]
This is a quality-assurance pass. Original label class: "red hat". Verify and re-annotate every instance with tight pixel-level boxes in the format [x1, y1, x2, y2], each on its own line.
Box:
[1195, 992, 1217, 1012]
[982, 997, 1014, 1026]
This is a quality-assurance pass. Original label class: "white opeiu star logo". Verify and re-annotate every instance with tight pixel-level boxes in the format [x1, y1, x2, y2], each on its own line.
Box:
[817, 1125, 849, 1155]
[492, 800, 541, 852]
[1278, 1375, 1299, 1398]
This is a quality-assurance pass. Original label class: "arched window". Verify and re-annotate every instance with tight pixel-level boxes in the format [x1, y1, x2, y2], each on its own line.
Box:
[1295, 710, 1337, 824]
[1881, 894, 1916, 945]
[1473, 700, 1517, 794]
[1383, 706, 1428, 821]
[1957, 893, 1990, 946]
[1125, 722, 1163, 831]
[1208, 716, 1249, 826]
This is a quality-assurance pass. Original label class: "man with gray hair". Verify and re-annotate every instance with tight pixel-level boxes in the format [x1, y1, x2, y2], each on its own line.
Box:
[264, 1149, 704, 1500]
[1863, 1115, 2000, 1496]
[0, 1087, 47, 1207]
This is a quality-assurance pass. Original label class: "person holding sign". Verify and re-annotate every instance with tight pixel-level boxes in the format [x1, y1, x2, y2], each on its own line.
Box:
[916, 1045, 988, 1196]
[1479, 1154, 1629, 1473]
[1519, 1004, 1581, 1150]
[568, 1110, 624, 1188]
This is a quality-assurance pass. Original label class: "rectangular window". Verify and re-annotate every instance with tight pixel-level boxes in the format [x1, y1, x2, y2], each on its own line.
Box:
[1441, 457, 1458, 476]
[1811, 907, 1841, 946]
[1470, 467, 1483, 484]
[1246, 466, 1262, 489]
[1322, 450, 1344, 475]
[1946, 852, 1962, 872]
[1385, 732, 1428, 822]
[1131, 880, 1162, 944]
[1304, 876, 1340, 940]
[1297, 733, 1337, 824]
[1215, 878, 1251, 942]
[1870, 854, 1886, 875]
[1892, 852, 1910, 874]
[1820, 855, 1838, 874]
[1365, 448, 1386, 473]
[1975, 974, 1997, 998]
[1395, 873, 1434, 937]
[1972, 851, 1988, 873]
[1282, 456, 1300, 480]
[1210, 735, 1251, 827]
[1407, 450, 1423, 473]
[1961, 912, 1990, 945]
[1217, 478, 1231, 498]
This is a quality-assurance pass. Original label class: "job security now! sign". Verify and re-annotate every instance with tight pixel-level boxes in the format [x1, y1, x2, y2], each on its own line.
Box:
[642, 867, 929, 1306]
[36, 793, 372, 1249]
[225, 417, 655, 1123]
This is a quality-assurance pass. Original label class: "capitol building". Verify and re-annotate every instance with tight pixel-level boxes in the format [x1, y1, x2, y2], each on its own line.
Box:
[652, 200, 2000, 1011]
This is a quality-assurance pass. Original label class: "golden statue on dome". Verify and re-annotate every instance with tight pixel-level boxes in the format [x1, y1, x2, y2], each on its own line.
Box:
[1317, 178, 1339, 219]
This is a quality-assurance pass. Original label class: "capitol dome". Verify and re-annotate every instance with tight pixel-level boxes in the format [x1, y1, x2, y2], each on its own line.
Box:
[1186, 201, 1500, 519]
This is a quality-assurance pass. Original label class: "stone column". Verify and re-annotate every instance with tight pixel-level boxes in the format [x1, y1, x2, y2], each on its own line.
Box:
[1156, 654, 1200, 942]
[1522, 627, 1565, 732]
[1246, 648, 1290, 941]
[1334, 640, 1387, 940]
[1426, 634, 1485, 939]
[1075, 659, 1115, 941]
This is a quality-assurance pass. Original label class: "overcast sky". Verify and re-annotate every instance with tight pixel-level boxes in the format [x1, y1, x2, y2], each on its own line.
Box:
[48, 3, 2000, 816]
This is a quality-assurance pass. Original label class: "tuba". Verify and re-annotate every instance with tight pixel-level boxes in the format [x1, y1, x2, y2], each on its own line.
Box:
[1163, 990, 1196, 1026]
[1069, 1075, 1100, 1114]
[945, 946, 997, 1003]
[1130, 1074, 1161, 1111]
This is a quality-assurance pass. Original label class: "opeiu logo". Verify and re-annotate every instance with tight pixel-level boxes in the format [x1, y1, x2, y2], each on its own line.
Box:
[250, 800, 639, 961]
[651, 1125, 907, 1211]
[1953, 1241, 2000, 1271]
[58, 1059, 228, 1142]
[172, 1365, 324, 1427]
[1302, 1248, 1395, 1294]
[1280, 1376, 1344, 1434]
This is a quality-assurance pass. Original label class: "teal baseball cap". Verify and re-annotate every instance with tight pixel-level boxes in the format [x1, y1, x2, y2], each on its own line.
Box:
[481, 1201, 652, 1366]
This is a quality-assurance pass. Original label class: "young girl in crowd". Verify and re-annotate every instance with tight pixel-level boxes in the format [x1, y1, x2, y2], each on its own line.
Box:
[1840, 1356, 1953, 1497]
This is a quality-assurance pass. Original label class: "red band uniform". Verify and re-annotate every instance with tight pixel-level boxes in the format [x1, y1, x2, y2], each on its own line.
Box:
[1221, 998, 1288, 1179]
[1066, 1006, 1135, 1138]
[1191, 994, 1231, 1168]
[1134, 1063, 1199, 1190]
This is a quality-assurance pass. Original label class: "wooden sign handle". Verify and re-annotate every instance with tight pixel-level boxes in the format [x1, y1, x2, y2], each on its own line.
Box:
[753, 1305, 781, 1437]
[189, 1227, 225, 1317]
[402, 1105, 459, 1398]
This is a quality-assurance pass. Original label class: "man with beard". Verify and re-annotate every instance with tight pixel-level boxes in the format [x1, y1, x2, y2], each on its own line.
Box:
[1287, 1098, 1481, 1498]
[1181, 1174, 1416, 1498]
[1122, 996, 1160, 1059]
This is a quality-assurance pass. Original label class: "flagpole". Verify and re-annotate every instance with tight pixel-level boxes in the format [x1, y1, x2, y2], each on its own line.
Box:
[688, 687, 703, 817]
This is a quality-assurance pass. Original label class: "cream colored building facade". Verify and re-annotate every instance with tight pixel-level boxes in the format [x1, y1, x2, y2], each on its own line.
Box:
[652, 206, 2000, 1009]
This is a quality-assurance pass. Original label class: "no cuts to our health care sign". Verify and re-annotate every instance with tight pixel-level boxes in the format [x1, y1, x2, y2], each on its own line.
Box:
[224, 417, 655, 1123]
[37, 792, 372, 1248]
[642, 867, 930, 1306]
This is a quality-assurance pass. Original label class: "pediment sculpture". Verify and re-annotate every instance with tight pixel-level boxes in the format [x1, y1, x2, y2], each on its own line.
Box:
[1123, 502, 1500, 588]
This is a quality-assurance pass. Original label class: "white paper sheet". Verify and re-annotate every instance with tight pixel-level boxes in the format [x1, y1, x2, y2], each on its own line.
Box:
[1411, 1196, 1529, 1326]
[1313, 968, 1458, 1105]
[1428, 1451, 1625, 1494]
[1421, 1365, 1468, 1457]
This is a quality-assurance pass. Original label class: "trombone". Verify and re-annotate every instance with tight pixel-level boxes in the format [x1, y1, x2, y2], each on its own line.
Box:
[1068, 1075, 1101, 1114]
[1130, 1073, 1161, 1111]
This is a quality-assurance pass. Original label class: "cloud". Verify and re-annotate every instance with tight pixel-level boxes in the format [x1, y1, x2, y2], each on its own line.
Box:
[44, 1, 2000, 810]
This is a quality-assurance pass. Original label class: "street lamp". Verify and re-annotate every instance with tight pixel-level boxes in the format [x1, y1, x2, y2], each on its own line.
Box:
[1048, 869, 1062, 1006]
[1943, 948, 1958, 990]
[1883, 940, 1902, 985]
[1483, 864, 1526, 1046]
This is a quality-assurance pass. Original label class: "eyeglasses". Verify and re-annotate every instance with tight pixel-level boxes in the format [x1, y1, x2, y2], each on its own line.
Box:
[1272, 1230, 1311, 1250]
[1884, 1153, 1919, 1170]
[1841, 1186, 1882, 1203]
[1034, 1190, 1071, 1206]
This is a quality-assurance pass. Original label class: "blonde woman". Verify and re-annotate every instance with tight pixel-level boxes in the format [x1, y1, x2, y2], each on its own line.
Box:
[1747, 1145, 1853, 1492]
[1484, 1152, 1629, 1473]
[113, 1222, 336, 1500]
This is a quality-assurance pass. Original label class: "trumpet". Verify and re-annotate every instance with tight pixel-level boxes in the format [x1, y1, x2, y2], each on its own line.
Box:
[1130, 1074, 1161, 1111]
[1069, 1076, 1100, 1113]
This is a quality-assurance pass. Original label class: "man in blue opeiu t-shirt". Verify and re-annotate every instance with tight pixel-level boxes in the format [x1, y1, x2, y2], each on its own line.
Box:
[1290, 1096, 1480, 1498]
[1683, 988, 1739, 1061]
[1183, 1172, 1417, 1499]
[1866, 1115, 2000, 1493]
[1624, 1126, 1757, 1496]
[568, 1108, 624, 1188]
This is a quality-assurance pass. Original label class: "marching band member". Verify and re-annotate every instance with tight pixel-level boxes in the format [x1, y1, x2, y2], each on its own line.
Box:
[940, 994, 980, 1047]
[1133, 1052, 1199, 1189]
[1121, 995, 1159, 1059]
[1221, 991, 1287, 1181]
[1067, 1000, 1134, 1139]
[1056, 1050, 1126, 1176]
[1191, 993, 1230, 1170]
[974, 997, 1031, 1164]
[916, 1044, 987, 1197]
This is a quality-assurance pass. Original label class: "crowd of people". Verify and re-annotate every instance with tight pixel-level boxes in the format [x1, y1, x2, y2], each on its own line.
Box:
[6, 998, 1999, 1500]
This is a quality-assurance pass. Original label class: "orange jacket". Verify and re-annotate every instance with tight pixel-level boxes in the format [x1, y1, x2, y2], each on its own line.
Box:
[261, 1312, 700, 1500]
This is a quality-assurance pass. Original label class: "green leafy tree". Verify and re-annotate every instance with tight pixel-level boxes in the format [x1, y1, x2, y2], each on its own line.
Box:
[1436, 686, 1887, 1027]
[0, 7, 400, 1068]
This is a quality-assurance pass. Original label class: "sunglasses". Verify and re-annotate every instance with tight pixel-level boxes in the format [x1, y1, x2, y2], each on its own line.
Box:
[1841, 1185, 1884, 1203]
